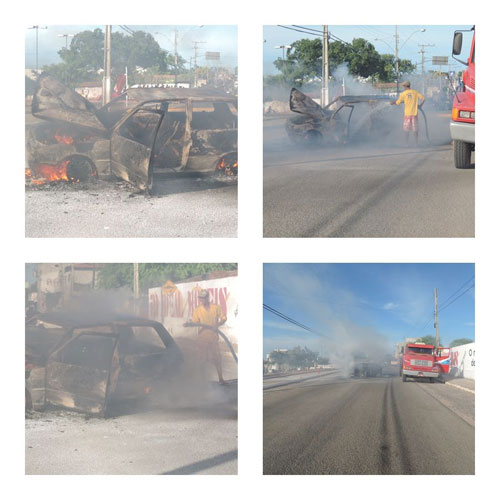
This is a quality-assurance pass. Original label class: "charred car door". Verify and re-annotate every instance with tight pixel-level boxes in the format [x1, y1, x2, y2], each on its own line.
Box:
[45, 330, 119, 415]
[110, 102, 165, 190]
[150, 100, 190, 173]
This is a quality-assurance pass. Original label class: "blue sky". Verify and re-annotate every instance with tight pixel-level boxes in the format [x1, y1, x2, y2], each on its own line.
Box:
[263, 263, 475, 357]
[263, 25, 472, 75]
[25, 25, 237, 70]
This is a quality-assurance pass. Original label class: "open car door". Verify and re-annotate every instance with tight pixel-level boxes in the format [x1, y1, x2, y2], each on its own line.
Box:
[45, 330, 119, 415]
[32, 74, 108, 134]
[110, 103, 165, 190]
[289, 88, 328, 120]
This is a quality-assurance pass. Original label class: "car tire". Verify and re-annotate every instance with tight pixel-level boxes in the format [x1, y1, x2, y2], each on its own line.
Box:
[402, 374, 407, 382]
[65, 156, 96, 182]
[429, 378, 434, 383]
[303, 129, 323, 146]
[454, 140, 473, 169]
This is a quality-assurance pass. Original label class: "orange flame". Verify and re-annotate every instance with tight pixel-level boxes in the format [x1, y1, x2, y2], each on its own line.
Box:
[27, 160, 72, 185]
[55, 130, 74, 145]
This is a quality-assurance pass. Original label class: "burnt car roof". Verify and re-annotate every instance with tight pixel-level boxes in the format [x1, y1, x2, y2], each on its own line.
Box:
[120, 87, 236, 102]
[289, 87, 392, 118]
[36, 312, 168, 331]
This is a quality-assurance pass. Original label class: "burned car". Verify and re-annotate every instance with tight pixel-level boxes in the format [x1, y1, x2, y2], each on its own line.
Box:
[26, 314, 183, 416]
[286, 87, 394, 146]
[26, 74, 237, 191]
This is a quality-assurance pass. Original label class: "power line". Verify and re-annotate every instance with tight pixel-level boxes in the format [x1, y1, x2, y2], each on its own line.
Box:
[263, 303, 329, 339]
[439, 283, 475, 314]
[439, 275, 475, 310]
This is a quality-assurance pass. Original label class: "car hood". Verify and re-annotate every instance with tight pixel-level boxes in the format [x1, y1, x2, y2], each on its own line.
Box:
[289, 88, 328, 120]
[32, 73, 108, 133]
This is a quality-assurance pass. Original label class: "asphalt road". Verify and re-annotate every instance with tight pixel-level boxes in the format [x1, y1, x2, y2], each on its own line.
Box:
[25, 178, 237, 238]
[263, 372, 474, 474]
[263, 116, 474, 237]
[26, 382, 237, 475]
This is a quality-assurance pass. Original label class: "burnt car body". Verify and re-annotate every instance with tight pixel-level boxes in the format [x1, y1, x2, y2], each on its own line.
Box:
[26, 74, 237, 191]
[286, 87, 393, 146]
[26, 314, 183, 416]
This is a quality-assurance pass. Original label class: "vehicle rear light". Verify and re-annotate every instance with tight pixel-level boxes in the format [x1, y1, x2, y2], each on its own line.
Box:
[459, 111, 471, 119]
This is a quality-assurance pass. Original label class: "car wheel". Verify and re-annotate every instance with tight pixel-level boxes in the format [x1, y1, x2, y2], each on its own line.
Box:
[303, 129, 323, 146]
[65, 156, 96, 183]
[402, 374, 407, 382]
[454, 140, 473, 169]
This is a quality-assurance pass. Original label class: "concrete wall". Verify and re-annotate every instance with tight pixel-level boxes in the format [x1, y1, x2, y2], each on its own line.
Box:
[449, 342, 475, 379]
[149, 275, 238, 343]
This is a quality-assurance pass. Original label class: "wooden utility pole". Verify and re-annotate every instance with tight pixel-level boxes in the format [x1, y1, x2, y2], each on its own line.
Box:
[103, 25, 112, 105]
[434, 287, 440, 347]
[133, 263, 139, 315]
[321, 25, 329, 107]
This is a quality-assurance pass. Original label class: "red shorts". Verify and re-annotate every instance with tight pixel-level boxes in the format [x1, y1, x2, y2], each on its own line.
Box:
[403, 115, 418, 132]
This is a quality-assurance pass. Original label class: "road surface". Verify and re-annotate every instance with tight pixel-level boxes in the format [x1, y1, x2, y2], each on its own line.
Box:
[263, 116, 474, 237]
[25, 178, 237, 238]
[263, 372, 474, 474]
[26, 382, 237, 475]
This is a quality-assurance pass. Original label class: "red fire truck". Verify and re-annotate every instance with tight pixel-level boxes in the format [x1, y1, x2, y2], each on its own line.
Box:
[400, 342, 441, 383]
[450, 26, 475, 169]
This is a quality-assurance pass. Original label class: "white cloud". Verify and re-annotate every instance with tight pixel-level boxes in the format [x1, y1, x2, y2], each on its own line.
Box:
[383, 302, 399, 310]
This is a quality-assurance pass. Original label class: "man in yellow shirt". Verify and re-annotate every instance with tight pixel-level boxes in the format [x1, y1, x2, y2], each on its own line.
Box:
[191, 289, 228, 385]
[391, 81, 425, 146]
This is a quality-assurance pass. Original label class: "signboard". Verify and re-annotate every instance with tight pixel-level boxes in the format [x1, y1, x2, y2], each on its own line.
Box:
[432, 56, 449, 65]
[205, 51, 220, 61]
[449, 342, 475, 379]
[149, 275, 238, 342]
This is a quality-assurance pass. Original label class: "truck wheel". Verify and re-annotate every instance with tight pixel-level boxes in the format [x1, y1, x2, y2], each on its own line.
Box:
[454, 140, 473, 169]
[429, 378, 434, 383]
[402, 374, 407, 382]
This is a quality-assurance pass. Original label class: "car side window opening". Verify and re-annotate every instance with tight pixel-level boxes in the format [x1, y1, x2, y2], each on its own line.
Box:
[192, 101, 236, 130]
[118, 108, 162, 148]
[58, 333, 116, 371]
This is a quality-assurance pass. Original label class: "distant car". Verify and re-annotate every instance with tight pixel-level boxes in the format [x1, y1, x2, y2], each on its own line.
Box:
[25, 314, 183, 416]
[286, 87, 394, 146]
[26, 74, 238, 191]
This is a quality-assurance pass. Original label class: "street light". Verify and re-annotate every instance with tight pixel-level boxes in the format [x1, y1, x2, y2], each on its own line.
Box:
[375, 27, 425, 93]
[28, 25, 48, 72]
[58, 33, 74, 50]
[275, 44, 291, 61]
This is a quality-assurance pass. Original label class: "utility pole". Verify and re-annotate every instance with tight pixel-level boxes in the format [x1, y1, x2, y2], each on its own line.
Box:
[394, 25, 399, 94]
[29, 26, 47, 73]
[321, 25, 329, 107]
[174, 27, 178, 86]
[193, 41, 206, 88]
[133, 263, 139, 315]
[418, 43, 434, 97]
[434, 287, 440, 348]
[103, 25, 112, 105]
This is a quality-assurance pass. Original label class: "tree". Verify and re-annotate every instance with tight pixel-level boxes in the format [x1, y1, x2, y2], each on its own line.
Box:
[97, 263, 237, 293]
[42, 28, 184, 87]
[449, 338, 474, 348]
[416, 335, 439, 346]
[270, 36, 416, 87]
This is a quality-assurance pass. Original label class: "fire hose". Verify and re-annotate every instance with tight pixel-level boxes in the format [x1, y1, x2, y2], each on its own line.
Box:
[418, 106, 432, 145]
[183, 322, 238, 364]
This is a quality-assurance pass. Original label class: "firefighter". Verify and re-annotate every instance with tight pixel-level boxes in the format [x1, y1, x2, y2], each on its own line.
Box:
[391, 81, 425, 146]
[191, 290, 228, 385]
